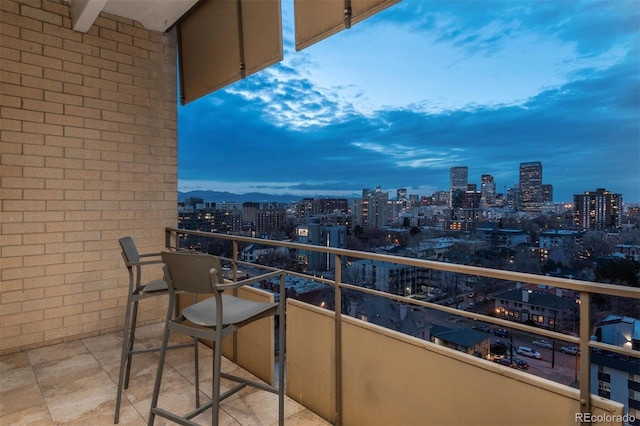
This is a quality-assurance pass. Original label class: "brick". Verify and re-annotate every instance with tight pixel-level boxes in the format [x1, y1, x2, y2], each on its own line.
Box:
[24, 166, 63, 179]
[20, 5, 63, 26]
[24, 143, 61, 157]
[63, 61, 99, 78]
[42, 22, 82, 43]
[22, 297, 62, 312]
[1, 131, 44, 144]
[1, 106, 44, 122]
[63, 82, 99, 98]
[23, 98, 63, 114]
[22, 51, 62, 70]
[46, 178, 82, 190]
[24, 188, 64, 200]
[1, 153, 45, 167]
[22, 123, 64, 138]
[44, 90, 82, 106]
[44, 44, 82, 64]
[2, 200, 46, 212]
[2, 288, 45, 304]
[21, 75, 60, 93]
[20, 28, 62, 48]
[63, 126, 100, 139]
[45, 304, 82, 319]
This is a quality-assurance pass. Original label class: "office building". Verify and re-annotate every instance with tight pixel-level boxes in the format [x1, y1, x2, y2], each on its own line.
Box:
[519, 161, 543, 211]
[574, 188, 623, 230]
[481, 174, 496, 208]
[450, 166, 468, 207]
[397, 188, 407, 206]
[542, 184, 553, 203]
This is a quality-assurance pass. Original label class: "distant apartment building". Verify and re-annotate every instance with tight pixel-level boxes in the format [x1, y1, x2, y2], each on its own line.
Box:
[356, 187, 389, 230]
[450, 166, 468, 207]
[591, 315, 640, 425]
[346, 259, 422, 295]
[493, 287, 576, 328]
[433, 191, 450, 206]
[476, 227, 530, 248]
[297, 198, 349, 219]
[574, 188, 623, 230]
[519, 161, 543, 211]
[254, 208, 286, 235]
[538, 230, 583, 250]
[614, 244, 640, 261]
[178, 204, 243, 249]
[295, 221, 346, 272]
[242, 202, 260, 225]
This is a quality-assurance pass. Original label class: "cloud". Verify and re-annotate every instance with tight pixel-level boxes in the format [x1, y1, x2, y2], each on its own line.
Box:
[177, 0, 640, 202]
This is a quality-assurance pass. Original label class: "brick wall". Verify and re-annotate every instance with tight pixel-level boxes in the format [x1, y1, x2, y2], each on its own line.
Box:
[0, 0, 178, 354]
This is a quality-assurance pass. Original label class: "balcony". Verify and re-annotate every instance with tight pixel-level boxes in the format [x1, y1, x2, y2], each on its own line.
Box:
[2, 228, 637, 425]
[1, 0, 639, 424]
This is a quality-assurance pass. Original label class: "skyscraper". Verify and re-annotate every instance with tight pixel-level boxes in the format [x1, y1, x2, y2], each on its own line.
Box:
[481, 174, 496, 208]
[574, 188, 622, 230]
[397, 188, 407, 204]
[519, 161, 542, 211]
[542, 184, 553, 203]
[450, 166, 468, 207]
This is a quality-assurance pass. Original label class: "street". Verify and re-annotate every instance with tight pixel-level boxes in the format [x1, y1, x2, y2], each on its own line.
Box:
[415, 306, 580, 387]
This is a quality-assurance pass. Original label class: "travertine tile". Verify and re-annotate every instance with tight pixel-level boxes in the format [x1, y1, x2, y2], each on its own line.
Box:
[0, 325, 330, 426]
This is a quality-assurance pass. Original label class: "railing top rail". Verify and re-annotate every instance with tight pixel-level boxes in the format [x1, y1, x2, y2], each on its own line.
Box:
[167, 227, 640, 299]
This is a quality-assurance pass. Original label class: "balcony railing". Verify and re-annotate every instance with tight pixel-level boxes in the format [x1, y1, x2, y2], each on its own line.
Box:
[165, 227, 639, 425]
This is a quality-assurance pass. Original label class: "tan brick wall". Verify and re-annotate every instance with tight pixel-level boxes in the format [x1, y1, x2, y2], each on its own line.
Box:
[0, 0, 178, 354]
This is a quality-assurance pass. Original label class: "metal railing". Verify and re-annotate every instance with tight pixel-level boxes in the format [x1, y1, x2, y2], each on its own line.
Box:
[165, 227, 639, 425]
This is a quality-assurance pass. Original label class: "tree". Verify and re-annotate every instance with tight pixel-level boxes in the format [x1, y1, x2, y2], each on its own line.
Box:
[595, 256, 640, 287]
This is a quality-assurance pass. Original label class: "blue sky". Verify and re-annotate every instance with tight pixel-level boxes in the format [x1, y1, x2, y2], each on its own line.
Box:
[177, 0, 640, 203]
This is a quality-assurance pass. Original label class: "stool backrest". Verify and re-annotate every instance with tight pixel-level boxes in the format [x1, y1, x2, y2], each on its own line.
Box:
[119, 236, 140, 264]
[161, 251, 224, 294]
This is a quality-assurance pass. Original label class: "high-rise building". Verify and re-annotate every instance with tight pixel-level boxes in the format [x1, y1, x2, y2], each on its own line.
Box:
[295, 222, 347, 272]
[574, 188, 622, 230]
[356, 186, 389, 230]
[397, 188, 407, 204]
[450, 166, 468, 207]
[542, 184, 553, 203]
[519, 161, 543, 211]
[481, 174, 496, 208]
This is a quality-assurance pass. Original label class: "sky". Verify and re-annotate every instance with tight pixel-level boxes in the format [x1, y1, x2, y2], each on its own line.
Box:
[177, 0, 640, 204]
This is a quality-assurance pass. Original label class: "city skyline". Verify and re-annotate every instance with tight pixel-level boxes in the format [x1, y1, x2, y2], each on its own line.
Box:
[177, 0, 640, 203]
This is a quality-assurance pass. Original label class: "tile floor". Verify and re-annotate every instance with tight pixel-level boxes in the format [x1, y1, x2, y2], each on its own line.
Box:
[0, 323, 330, 426]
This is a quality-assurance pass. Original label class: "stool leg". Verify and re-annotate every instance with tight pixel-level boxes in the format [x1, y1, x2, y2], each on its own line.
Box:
[194, 337, 200, 407]
[212, 327, 223, 425]
[114, 298, 134, 424]
[124, 299, 140, 389]
[148, 323, 171, 426]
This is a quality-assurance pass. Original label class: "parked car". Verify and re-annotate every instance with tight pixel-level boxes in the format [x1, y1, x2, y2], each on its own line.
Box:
[493, 358, 516, 368]
[493, 328, 509, 338]
[532, 339, 553, 349]
[561, 346, 579, 355]
[512, 358, 529, 370]
[517, 346, 542, 359]
[472, 325, 491, 333]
